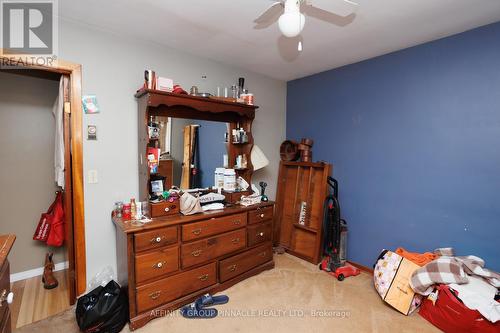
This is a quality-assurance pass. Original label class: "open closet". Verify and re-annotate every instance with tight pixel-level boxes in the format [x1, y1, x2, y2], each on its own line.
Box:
[0, 58, 86, 330]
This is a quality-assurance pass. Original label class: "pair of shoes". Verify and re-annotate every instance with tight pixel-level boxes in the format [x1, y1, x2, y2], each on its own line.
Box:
[180, 293, 229, 319]
[42, 253, 59, 289]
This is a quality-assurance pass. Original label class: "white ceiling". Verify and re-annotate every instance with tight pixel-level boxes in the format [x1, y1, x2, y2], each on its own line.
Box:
[60, 0, 500, 81]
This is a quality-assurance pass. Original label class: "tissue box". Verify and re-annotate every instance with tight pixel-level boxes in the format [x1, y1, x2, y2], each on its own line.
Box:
[156, 77, 173, 92]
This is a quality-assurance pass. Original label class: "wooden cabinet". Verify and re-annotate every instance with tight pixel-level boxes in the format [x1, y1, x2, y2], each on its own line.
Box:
[0, 235, 15, 333]
[122, 87, 274, 330]
[114, 203, 275, 330]
[274, 161, 332, 264]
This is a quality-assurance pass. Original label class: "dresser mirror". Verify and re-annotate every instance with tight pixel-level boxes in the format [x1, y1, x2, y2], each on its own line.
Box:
[137, 90, 256, 202]
[151, 116, 228, 190]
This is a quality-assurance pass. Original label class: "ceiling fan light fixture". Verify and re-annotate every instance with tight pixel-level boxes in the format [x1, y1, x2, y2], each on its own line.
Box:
[278, 11, 305, 38]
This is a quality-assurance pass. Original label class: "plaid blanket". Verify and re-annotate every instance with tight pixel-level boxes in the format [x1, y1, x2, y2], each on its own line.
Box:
[410, 250, 500, 295]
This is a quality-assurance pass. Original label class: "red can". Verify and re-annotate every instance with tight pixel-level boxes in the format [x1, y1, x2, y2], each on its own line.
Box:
[122, 203, 131, 221]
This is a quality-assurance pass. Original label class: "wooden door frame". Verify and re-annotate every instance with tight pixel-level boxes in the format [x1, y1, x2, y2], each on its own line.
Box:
[0, 52, 87, 299]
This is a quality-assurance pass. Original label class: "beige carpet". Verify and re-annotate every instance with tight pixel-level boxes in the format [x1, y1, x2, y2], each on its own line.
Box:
[15, 254, 440, 333]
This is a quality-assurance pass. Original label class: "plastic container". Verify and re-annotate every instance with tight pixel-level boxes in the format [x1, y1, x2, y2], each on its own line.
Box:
[223, 169, 236, 192]
[122, 203, 131, 221]
[215, 168, 225, 189]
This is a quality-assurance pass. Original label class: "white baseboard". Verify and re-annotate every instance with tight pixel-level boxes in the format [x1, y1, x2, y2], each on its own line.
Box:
[10, 261, 69, 282]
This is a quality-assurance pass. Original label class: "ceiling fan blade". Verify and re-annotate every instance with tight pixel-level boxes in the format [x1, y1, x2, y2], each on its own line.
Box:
[303, 4, 356, 27]
[254, 2, 284, 25]
[306, 0, 358, 17]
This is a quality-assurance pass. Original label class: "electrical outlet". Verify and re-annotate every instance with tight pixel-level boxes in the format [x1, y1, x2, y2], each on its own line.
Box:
[87, 170, 98, 184]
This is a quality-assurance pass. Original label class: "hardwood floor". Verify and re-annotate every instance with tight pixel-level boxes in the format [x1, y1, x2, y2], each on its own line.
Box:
[10, 269, 70, 330]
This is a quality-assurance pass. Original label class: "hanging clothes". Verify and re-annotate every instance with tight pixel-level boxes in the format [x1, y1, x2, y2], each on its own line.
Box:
[53, 77, 65, 189]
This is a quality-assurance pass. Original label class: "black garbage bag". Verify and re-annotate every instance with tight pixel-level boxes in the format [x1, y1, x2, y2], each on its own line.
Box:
[75, 280, 128, 333]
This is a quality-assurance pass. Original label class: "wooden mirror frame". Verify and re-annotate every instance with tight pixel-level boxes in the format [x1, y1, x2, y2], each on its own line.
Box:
[135, 89, 258, 201]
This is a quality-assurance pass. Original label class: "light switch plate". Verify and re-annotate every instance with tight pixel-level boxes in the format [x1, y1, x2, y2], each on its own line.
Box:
[87, 125, 97, 140]
[87, 170, 98, 184]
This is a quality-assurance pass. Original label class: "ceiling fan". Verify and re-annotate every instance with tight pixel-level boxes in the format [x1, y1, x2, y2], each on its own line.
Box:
[254, 0, 359, 50]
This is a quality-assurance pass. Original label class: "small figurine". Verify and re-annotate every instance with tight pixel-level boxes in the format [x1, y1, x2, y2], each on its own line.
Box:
[259, 181, 269, 202]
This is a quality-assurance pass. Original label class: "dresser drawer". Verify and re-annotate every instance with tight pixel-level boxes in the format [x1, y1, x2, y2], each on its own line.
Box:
[136, 262, 216, 313]
[247, 222, 272, 247]
[134, 226, 178, 253]
[248, 206, 274, 225]
[181, 229, 246, 268]
[182, 213, 247, 242]
[150, 201, 180, 218]
[135, 246, 179, 284]
[219, 243, 273, 282]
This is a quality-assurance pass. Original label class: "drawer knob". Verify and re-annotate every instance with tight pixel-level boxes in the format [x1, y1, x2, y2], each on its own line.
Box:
[0, 290, 12, 307]
[192, 228, 202, 235]
[260, 213, 265, 218]
[233, 220, 241, 225]
[198, 274, 209, 281]
[259, 251, 267, 257]
[149, 291, 161, 300]
[228, 264, 237, 272]
[153, 261, 166, 269]
[164, 207, 170, 212]
[151, 236, 163, 244]
[231, 238, 240, 244]
[7, 292, 13, 304]
[191, 249, 202, 257]
[257, 232, 265, 237]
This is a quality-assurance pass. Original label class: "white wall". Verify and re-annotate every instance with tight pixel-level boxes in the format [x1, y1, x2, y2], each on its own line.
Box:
[58, 19, 286, 284]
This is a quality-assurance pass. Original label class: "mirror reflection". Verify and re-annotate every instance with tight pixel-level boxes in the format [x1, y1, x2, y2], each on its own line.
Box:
[148, 116, 228, 191]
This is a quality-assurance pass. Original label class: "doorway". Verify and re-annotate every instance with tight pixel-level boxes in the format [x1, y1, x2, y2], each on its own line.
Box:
[0, 58, 86, 328]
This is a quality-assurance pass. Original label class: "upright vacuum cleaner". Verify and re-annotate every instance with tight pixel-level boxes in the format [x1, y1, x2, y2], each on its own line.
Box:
[319, 177, 360, 281]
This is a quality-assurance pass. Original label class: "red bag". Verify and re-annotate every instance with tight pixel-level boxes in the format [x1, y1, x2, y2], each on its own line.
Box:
[33, 192, 65, 247]
[419, 284, 500, 333]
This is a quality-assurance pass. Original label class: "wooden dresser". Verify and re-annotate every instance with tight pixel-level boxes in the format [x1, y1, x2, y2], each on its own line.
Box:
[0, 235, 15, 333]
[113, 202, 274, 330]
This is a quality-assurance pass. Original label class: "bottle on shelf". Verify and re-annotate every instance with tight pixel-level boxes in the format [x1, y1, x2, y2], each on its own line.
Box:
[130, 198, 137, 220]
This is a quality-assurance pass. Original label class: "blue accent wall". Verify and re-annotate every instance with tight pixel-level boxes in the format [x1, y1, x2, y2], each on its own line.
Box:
[287, 22, 500, 271]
